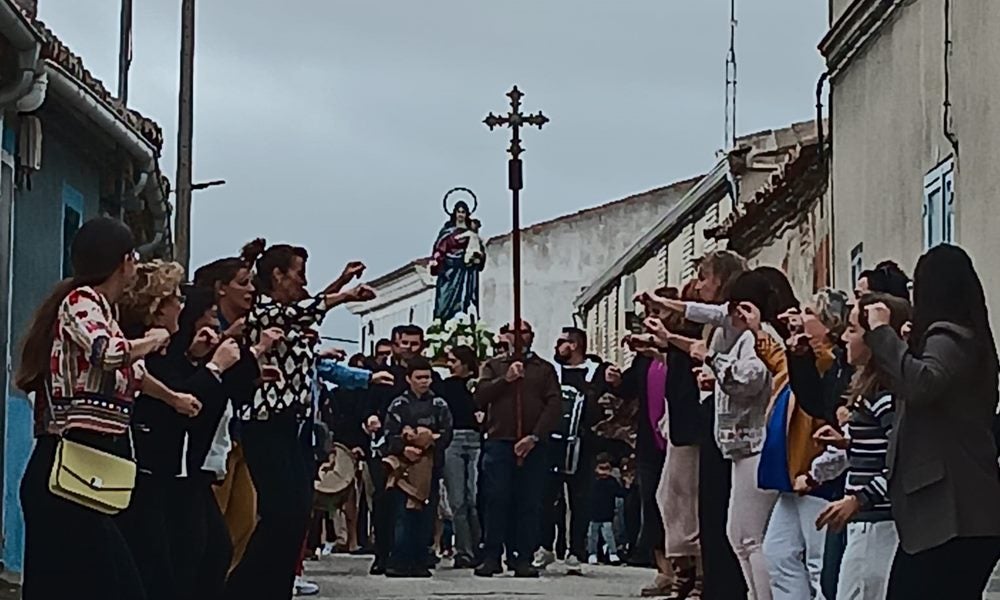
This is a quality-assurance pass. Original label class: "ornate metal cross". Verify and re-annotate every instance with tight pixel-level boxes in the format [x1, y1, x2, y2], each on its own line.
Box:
[484, 86, 549, 191]
[484, 86, 548, 450]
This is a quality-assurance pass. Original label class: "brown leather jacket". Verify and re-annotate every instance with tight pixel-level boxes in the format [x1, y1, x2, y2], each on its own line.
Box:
[476, 353, 561, 441]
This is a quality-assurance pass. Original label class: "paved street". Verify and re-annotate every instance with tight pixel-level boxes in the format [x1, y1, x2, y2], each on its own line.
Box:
[302, 555, 654, 599]
[300, 554, 1000, 600]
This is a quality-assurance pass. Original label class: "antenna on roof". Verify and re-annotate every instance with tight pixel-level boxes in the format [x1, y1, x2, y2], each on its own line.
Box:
[724, 0, 738, 150]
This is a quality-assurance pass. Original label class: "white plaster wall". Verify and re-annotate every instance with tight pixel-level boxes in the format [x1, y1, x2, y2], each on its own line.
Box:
[479, 182, 694, 356]
[357, 287, 434, 354]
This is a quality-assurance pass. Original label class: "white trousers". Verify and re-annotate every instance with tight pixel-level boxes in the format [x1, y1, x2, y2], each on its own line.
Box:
[763, 493, 829, 600]
[836, 521, 897, 600]
[728, 455, 778, 600]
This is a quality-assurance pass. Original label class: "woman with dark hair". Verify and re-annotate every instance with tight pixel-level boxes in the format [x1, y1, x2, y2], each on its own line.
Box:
[16, 217, 200, 600]
[753, 265, 800, 340]
[224, 239, 374, 600]
[440, 345, 483, 568]
[864, 245, 1000, 599]
[744, 273, 843, 600]
[193, 247, 269, 574]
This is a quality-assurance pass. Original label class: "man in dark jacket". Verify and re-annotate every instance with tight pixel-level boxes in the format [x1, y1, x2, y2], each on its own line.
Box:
[534, 327, 617, 574]
[363, 324, 428, 575]
[474, 320, 561, 578]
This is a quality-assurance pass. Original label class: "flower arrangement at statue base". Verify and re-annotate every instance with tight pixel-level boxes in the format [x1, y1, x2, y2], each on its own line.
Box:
[424, 312, 497, 366]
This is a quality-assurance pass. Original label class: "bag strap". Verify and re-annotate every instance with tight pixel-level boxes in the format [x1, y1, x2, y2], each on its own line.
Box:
[42, 377, 59, 437]
[43, 377, 136, 458]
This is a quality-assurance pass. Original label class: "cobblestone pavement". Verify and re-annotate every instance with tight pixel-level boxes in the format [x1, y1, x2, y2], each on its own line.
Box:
[301, 555, 656, 599]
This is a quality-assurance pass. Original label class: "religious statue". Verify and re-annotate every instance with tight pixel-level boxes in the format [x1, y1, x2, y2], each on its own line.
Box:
[431, 188, 485, 322]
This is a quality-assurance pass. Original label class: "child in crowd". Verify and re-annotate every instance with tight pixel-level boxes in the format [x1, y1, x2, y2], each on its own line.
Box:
[382, 357, 454, 578]
[588, 453, 628, 565]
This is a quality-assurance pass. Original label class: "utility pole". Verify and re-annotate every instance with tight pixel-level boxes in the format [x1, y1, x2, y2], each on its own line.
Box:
[175, 0, 195, 269]
[117, 0, 132, 103]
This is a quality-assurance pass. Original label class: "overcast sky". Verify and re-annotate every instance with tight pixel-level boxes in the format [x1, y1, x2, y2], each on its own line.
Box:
[41, 0, 827, 341]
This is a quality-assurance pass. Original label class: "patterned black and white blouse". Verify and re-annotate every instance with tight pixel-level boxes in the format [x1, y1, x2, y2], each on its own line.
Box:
[240, 293, 326, 421]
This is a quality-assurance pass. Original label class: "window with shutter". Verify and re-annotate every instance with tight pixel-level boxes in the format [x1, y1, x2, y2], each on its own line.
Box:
[850, 243, 864, 289]
[923, 157, 956, 249]
[682, 223, 697, 281]
[703, 202, 720, 254]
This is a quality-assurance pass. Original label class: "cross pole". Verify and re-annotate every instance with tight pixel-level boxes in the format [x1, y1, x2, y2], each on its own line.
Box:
[484, 86, 548, 450]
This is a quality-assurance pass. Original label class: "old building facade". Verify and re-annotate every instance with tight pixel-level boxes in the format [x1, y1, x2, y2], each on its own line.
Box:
[0, 0, 172, 571]
[822, 0, 1000, 299]
[575, 121, 825, 365]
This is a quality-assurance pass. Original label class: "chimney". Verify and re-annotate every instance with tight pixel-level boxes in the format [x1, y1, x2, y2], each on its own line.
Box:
[12, 0, 37, 19]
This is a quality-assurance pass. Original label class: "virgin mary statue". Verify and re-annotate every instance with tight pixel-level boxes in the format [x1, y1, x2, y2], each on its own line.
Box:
[431, 199, 484, 322]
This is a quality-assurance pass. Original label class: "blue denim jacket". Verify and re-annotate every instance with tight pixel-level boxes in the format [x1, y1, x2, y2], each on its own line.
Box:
[315, 359, 372, 391]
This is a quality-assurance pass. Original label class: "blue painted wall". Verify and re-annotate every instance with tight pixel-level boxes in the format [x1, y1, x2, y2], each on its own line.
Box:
[3, 113, 101, 572]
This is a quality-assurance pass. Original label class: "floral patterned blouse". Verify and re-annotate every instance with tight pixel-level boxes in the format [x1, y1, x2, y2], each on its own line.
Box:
[43, 286, 145, 436]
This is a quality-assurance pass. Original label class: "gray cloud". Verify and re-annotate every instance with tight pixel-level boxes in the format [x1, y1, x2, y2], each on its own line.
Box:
[40, 0, 826, 341]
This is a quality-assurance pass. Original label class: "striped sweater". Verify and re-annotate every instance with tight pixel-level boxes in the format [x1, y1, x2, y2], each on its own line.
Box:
[846, 393, 895, 521]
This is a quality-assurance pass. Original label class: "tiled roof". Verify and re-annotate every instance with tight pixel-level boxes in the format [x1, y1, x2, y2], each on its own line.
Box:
[32, 17, 164, 152]
[705, 139, 827, 254]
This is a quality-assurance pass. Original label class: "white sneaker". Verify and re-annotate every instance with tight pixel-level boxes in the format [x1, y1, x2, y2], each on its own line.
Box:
[293, 577, 320, 597]
[609, 553, 621, 564]
[565, 554, 583, 574]
[587, 554, 599, 565]
[532, 548, 555, 569]
[321, 542, 334, 556]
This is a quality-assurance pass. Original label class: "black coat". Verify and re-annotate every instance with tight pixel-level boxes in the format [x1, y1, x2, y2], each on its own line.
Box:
[133, 352, 231, 478]
[320, 385, 370, 452]
[621, 348, 702, 461]
[787, 346, 852, 425]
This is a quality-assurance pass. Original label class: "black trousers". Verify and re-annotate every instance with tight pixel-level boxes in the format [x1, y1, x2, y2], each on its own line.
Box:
[540, 447, 594, 561]
[481, 440, 549, 565]
[634, 452, 666, 563]
[540, 471, 568, 556]
[225, 413, 312, 600]
[168, 477, 233, 600]
[698, 439, 747, 600]
[120, 474, 232, 600]
[117, 474, 179, 600]
[367, 455, 395, 564]
[390, 486, 439, 569]
[21, 435, 146, 600]
[887, 536, 1000, 599]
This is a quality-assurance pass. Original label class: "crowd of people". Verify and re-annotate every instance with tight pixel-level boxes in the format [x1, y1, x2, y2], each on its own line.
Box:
[12, 214, 1000, 600]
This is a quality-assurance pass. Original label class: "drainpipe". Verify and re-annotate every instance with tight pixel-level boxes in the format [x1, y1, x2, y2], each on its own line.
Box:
[14, 70, 46, 113]
[942, 0, 958, 158]
[815, 71, 829, 166]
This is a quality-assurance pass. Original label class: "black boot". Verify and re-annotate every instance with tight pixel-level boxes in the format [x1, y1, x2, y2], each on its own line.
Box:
[474, 558, 503, 578]
[369, 557, 386, 576]
[514, 562, 540, 579]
